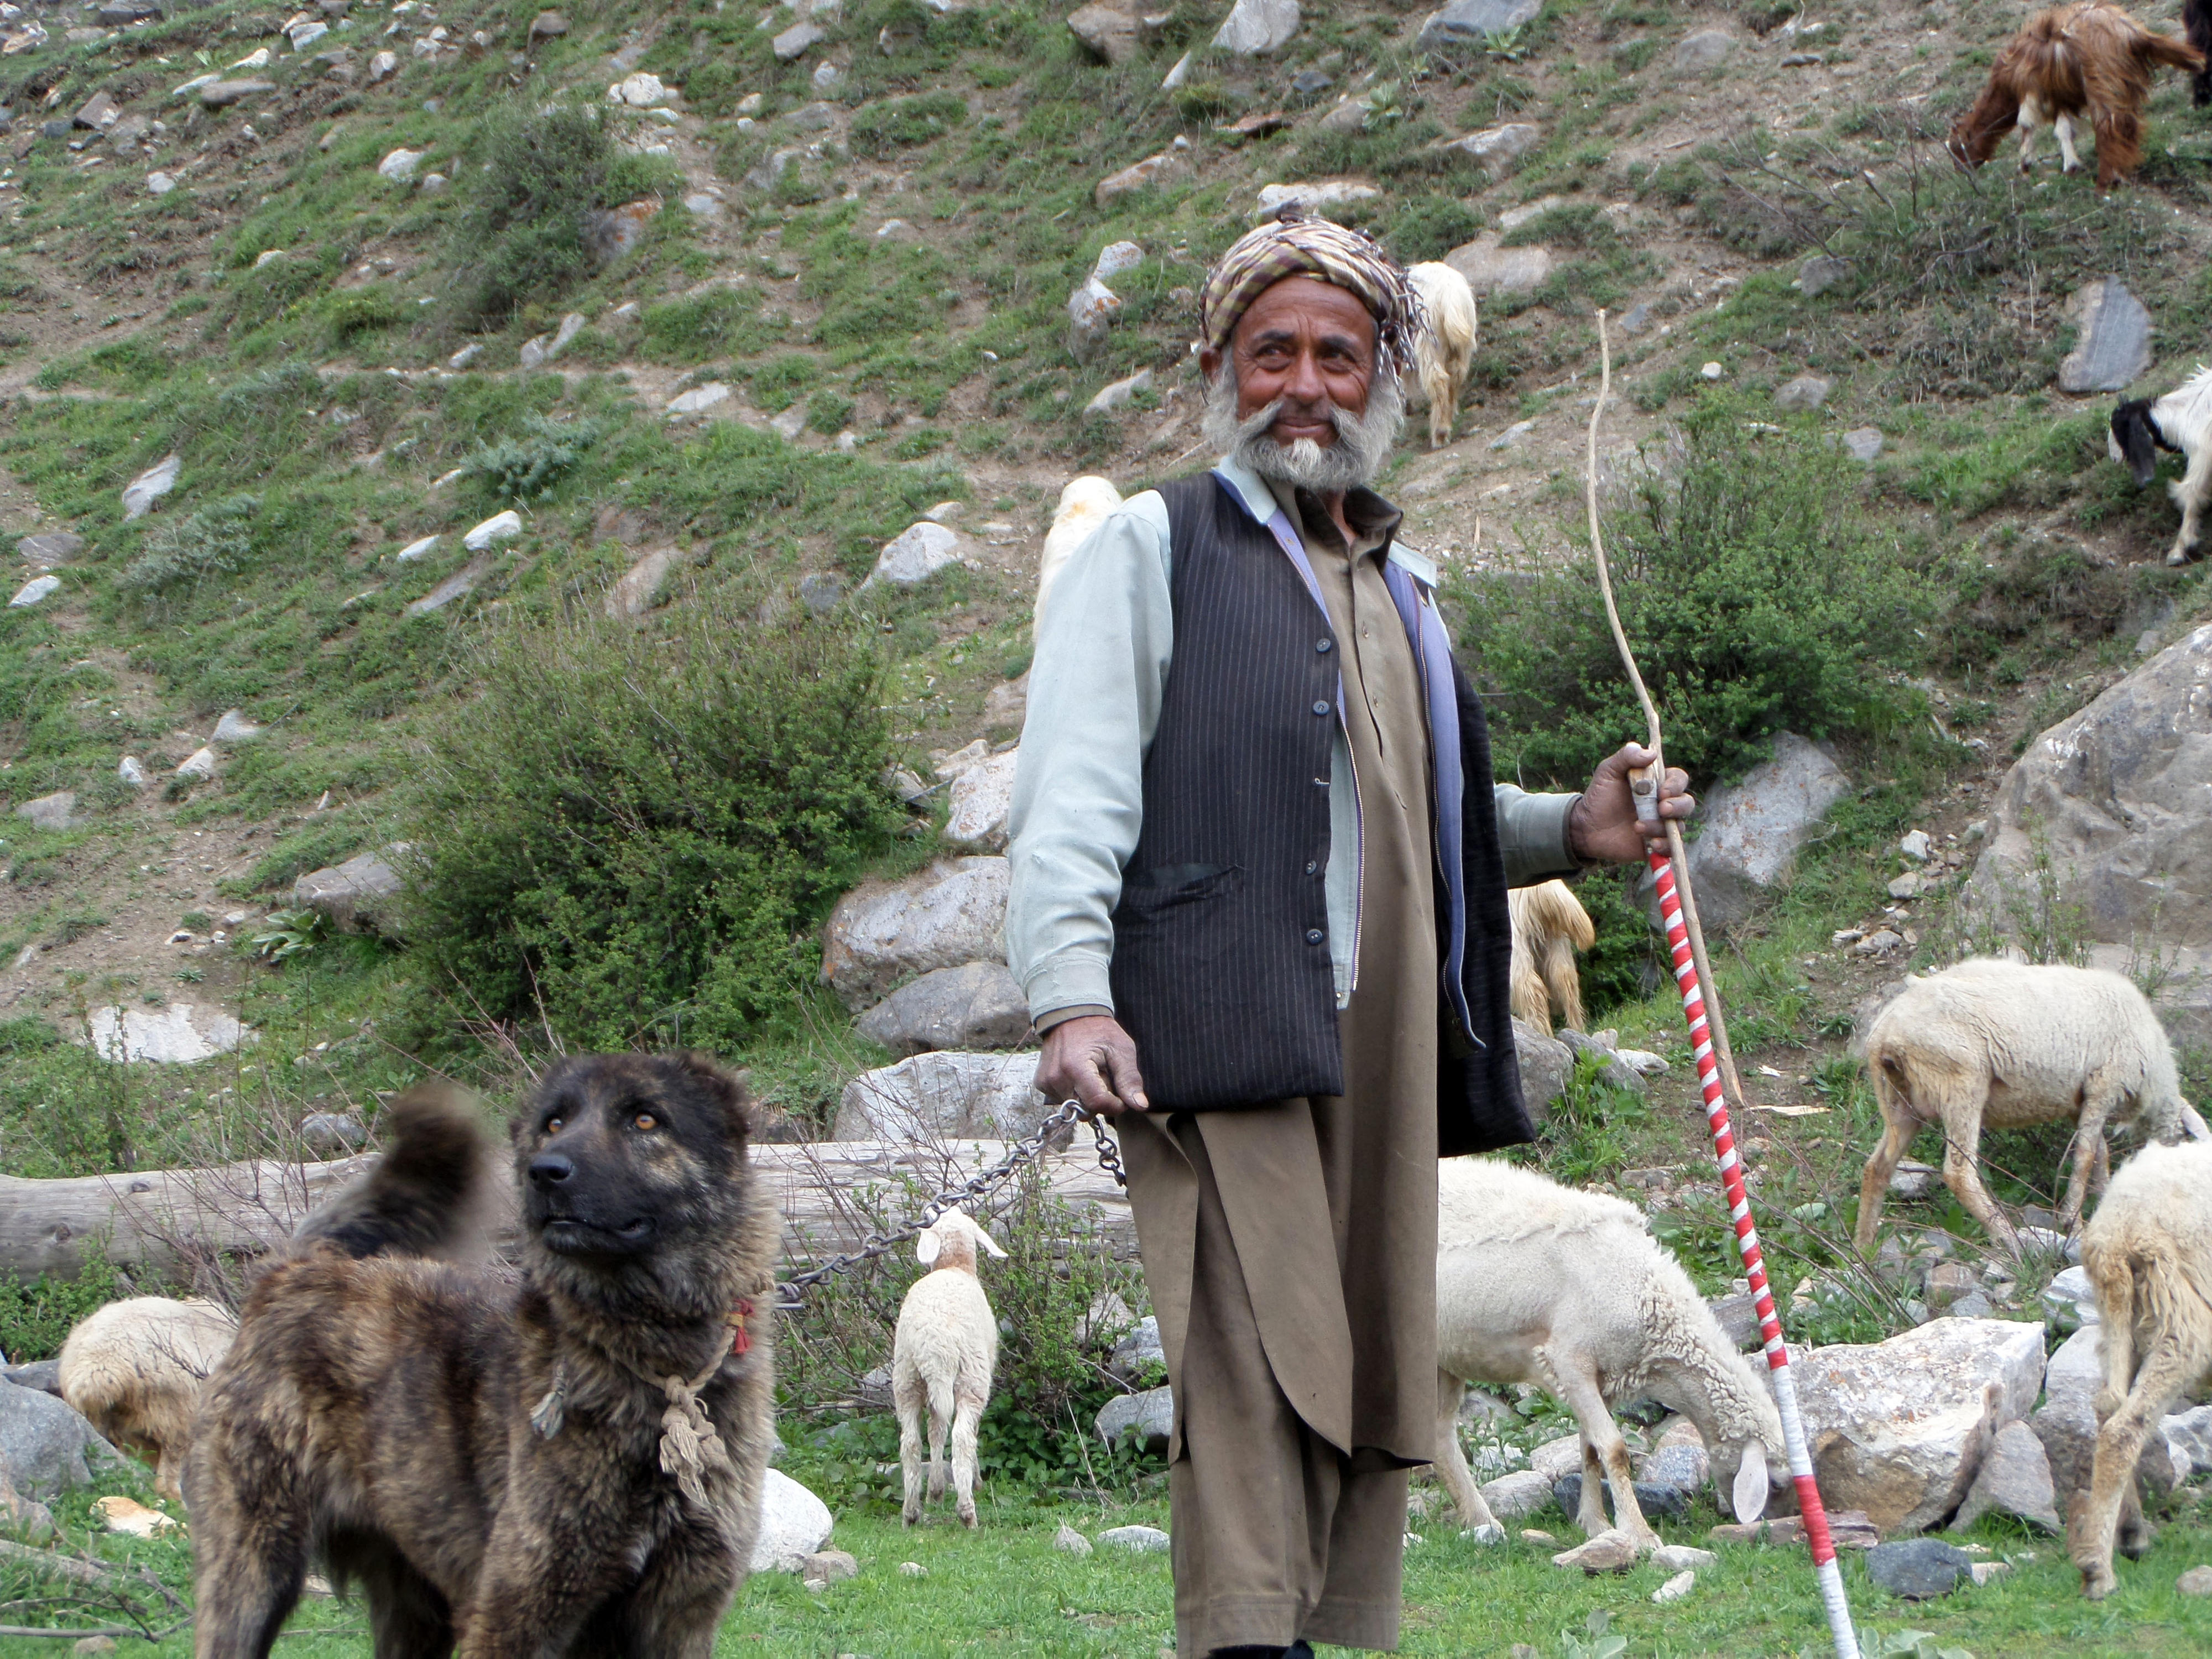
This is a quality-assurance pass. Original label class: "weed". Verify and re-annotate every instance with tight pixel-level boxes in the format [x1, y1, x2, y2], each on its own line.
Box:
[117, 495, 259, 603]
[0, 1241, 128, 1361]
[850, 91, 969, 160]
[252, 907, 328, 963]
[1385, 193, 1483, 264]
[467, 414, 605, 504]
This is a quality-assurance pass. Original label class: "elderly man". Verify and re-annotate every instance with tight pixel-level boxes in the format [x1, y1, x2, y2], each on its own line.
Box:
[1006, 212, 1690, 1658]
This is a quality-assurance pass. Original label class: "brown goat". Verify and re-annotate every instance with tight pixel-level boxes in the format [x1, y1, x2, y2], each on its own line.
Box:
[1949, 2, 2203, 191]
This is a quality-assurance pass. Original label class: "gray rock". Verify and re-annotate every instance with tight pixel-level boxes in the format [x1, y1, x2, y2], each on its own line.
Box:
[121, 453, 180, 520]
[2044, 1265, 2099, 1324]
[831, 1049, 1049, 1141]
[300, 1112, 365, 1156]
[14, 791, 75, 832]
[1948, 1291, 1994, 1319]
[1644, 732, 1848, 930]
[802, 1547, 857, 1585]
[1095, 1386, 1173, 1453]
[1886, 1160, 1938, 1201]
[983, 672, 1028, 732]
[1212, 0, 1297, 56]
[1432, 123, 1541, 177]
[1962, 625, 2212, 1042]
[1554, 1473, 1688, 1521]
[2058, 278, 2152, 395]
[1616, 302, 1652, 336]
[1085, 367, 1153, 416]
[1068, 276, 1122, 361]
[1637, 1442, 1710, 1500]
[0, 1473, 54, 1543]
[605, 547, 674, 618]
[293, 845, 409, 935]
[2, 1361, 63, 1397]
[2181, 1564, 2212, 1596]
[1651, 1543, 1718, 1573]
[2031, 1322, 2107, 1521]
[1949, 1419, 2060, 1533]
[199, 79, 276, 108]
[1291, 70, 1334, 98]
[772, 20, 824, 60]
[1477, 1468, 1553, 1519]
[1066, 3, 1139, 65]
[0, 1381, 121, 1500]
[2163, 1402, 2212, 1475]
[857, 962, 1031, 1055]
[1098, 1524, 1171, 1553]
[1709, 1290, 1761, 1350]
[1559, 1027, 1644, 1092]
[821, 856, 1009, 1010]
[750, 1469, 833, 1572]
[1512, 1017, 1571, 1115]
[1442, 232, 1552, 298]
[799, 572, 846, 615]
[1923, 1261, 1980, 1312]
[404, 558, 490, 616]
[1416, 0, 1540, 50]
[529, 10, 567, 42]
[90, 1003, 249, 1065]
[210, 708, 262, 744]
[665, 383, 731, 419]
[17, 533, 83, 562]
[1797, 255, 1850, 297]
[1110, 1315, 1165, 1380]
[1787, 1317, 2046, 1534]
[1095, 150, 1188, 206]
[1775, 374, 1832, 412]
[1843, 427, 1884, 462]
[1675, 29, 1738, 71]
[786, 101, 838, 133]
[1867, 1537, 1973, 1600]
[863, 522, 963, 589]
[1055, 1522, 1093, 1556]
[8, 574, 60, 609]
[1255, 179, 1381, 217]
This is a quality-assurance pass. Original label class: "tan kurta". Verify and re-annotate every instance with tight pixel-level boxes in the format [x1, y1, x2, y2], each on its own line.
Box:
[1119, 482, 1439, 1655]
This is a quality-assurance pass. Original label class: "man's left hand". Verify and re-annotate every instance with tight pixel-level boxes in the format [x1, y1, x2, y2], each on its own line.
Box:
[1567, 742, 1694, 865]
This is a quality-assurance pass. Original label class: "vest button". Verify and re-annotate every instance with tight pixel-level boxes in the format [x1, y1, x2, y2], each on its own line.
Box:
[1311, 700, 1330, 716]
[1316, 638, 1332, 653]
[1305, 860, 1318, 875]
[1305, 928, 1325, 945]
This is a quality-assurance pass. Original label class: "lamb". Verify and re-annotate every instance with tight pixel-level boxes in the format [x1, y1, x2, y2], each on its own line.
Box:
[1033, 476, 1123, 637]
[1509, 878, 1594, 1033]
[57, 1295, 237, 1503]
[1852, 958, 2209, 1258]
[1948, 3, 2203, 192]
[1434, 1159, 1786, 1551]
[893, 1206, 1007, 1528]
[2068, 1139, 2212, 1598]
[1406, 261, 1478, 450]
[2109, 364, 2212, 566]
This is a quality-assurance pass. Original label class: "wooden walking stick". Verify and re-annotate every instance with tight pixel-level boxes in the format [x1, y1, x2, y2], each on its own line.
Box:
[1582, 312, 1861, 1659]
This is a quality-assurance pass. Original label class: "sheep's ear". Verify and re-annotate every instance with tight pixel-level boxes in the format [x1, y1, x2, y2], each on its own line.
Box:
[916, 1229, 941, 1267]
[975, 1222, 1009, 1259]
[1733, 1442, 1771, 1525]
[2181, 1102, 2210, 1142]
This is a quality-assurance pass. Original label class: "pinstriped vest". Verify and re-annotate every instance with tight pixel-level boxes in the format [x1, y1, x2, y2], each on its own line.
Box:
[1108, 473, 1532, 1155]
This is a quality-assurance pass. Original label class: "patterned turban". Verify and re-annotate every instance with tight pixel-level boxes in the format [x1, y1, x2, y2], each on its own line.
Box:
[1200, 207, 1427, 378]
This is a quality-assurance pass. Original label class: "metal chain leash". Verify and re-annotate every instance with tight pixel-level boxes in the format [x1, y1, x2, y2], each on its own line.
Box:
[774, 1099, 1125, 1308]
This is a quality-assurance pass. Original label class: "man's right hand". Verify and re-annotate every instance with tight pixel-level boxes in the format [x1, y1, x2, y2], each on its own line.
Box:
[1035, 1015, 1150, 1119]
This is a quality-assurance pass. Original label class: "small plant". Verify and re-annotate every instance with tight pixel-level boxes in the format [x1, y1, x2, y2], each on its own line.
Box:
[1865, 1632, 1975, 1659]
[849, 92, 968, 160]
[117, 494, 259, 601]
[180, 910, 213, 933]
[252, 907, 328, 963]
[0, 1243, 128, 1361]
[174, 966, 206, 984]
[1560, 1609, 1625, 1659]
[467, 414, 604, 504]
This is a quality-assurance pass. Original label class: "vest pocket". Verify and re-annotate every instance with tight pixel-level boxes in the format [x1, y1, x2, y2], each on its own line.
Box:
[1119, 863, 1238, 907]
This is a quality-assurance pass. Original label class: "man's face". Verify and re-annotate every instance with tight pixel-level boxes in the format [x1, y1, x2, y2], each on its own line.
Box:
[1202, 276, 1377, 450]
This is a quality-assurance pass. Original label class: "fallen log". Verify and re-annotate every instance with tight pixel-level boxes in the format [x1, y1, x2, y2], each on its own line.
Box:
[0, 1139, 1137, 1284]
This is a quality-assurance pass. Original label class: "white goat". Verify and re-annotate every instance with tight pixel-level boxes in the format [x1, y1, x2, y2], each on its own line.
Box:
[1509, 879, 1595, 1033]
[1033, 476, 1123, 637]
[894, 1206, 1006, 1528]
[1407, 261, 1478, 450]
[58, 1296, 237, 1503]
[1434, 1159, 1785, 1551]
[2109, 364, 2212, 566]
[2070, 1139, 2212, 1598]
[1853, 959, 2208, 1256]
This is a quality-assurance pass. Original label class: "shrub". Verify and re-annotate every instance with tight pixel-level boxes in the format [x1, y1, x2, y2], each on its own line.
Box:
[466, 413, 604, 503]
[1384, 193, 1481, 264]
[117, 494, 259, 602]
[849, 91, 968, 159]
[0, 1244, 127, 1361]
[405, 599, 902, 1050]
[638, 287, 759, 364]
[1459, 399, 1934, 789]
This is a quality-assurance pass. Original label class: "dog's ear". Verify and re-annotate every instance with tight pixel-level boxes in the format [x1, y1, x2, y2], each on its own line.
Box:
[671, 1051, 754, 1139]
[916, 1227, 941, 1267]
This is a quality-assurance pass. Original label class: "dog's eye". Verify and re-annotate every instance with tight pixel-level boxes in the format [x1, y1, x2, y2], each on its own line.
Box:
[632, 1112, 658, 1131]
[545, 1115, 564, 1133]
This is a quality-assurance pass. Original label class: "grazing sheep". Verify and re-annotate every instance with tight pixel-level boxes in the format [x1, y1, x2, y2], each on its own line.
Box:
[1853, 959, 2209, 1258]
[1948, 2, 2203, 191]
[1406, 261, 1478, 450]
[2069, 1139, 2212, 1598]
[58, 1295, 237, 1503]
[2109, 364, 2212, 566]
[1434, 1159, 1786, 1551]
[1034, 476, 1123, 637]
[894, 1207, 1006, 1528]
[1509, 878, 1595, 1034]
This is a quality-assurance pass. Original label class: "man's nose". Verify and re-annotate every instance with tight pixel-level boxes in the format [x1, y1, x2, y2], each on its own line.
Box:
[1280, 347, 1328, 405]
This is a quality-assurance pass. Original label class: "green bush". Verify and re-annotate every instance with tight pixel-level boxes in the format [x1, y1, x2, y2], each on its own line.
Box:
[466, 413, 604, 503]
[1384, 194, 1482, 265]
[117, 494, 259, 602]
[405, 600, 902, 1050]
[1459, 399, 1934, 789]
[0, 1245, 127, 1362]
[849, 91, 969, 160]
[639, 287, 759, 364]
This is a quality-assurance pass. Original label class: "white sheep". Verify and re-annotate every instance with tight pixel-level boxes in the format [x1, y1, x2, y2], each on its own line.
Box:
[1434, 1159, 1785, 1552]
[1407, 261, 1478, 450]
[1853, 958, 2208, 1257]
[2110, 364, 2212, 566]
[58, 1295, 237, 1503]
[2070, 1138, 2212, 1599]
[1033, 476, 1123, 637]
[894, 1206, 1006, 1528]
[1509, 878, 1595, 1033]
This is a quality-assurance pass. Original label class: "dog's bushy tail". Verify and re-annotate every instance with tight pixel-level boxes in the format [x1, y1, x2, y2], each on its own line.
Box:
[295, 1081, 489, 1260]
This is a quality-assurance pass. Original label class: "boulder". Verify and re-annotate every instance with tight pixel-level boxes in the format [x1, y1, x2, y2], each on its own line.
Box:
[3, 1360, 63, 1397]
[1055, 1522, 1094, 1555]
[1254, 179, 1380, 218]
[1068, 276, 1123, 361]
[1531, 1435, 1585, 1483]
[1635, 1441, 1710, 1502]
[175, 747, 217, 780]
[1092, 241, 1145, 283]
[1787, 1317, 2046, 1534]
[1961, 625, 2212, 1041]
[1095, 150, 1188, 206]
[89, 1003, 249, 1065]
[1642, 732, 1848, 930]
[666, 383, 732, 419]
[1098, 1524, 1170, 1552]
[772, 20, 824, 60]
[1651, 1543, 1717, 1573]
[14, 791, 75, 831]
[801, 1548, 857, 1585]
[750, 1469, 833, 1572]
[529, 11, 568, 43]
[121, 453, 180, 520]
[210, 709, 262, 745]
[464, 510, 523, 551]
[2031, 1322, 2105, 1520]
[199, 79, 275, 108]
[1066, 4, 1139, 65]
[1417, 0, 1540, 50]
[1948, 1419, 2060, 1533]
[1774, 374, 1832, 412]
[0, 1378, 122, 1499]
[821, 855, 1009, 1010]
[984, 672, 1028, 731]
[8, 575, 60, 608]
[855, 962, 1031, 1055]
[606, 547, 674, 618]
[1797, 254, 1850, 297]
[864, 522, 963, 589]
[1555, 1473, 1688, 1521]
[2058, 277, 2153, 395]
[2181, 1564, 2212, 1596]
[1086, 368, 1153, 416]
[1866, 1537, 1972, 1600]
[18, 532, 84, 562]
[943, 749, 1018, 849]
[1442, 233, 1552, 298]
[1095, 1385, 1173, 1453]
[1843, 427, 1884, 462]
[831, 1049, 1049, 1142]
[300, 1112, 366, 1156]
[1512, 1017, 1571, 1115]
[1552, 1529, 1639, 1573]
[1477, 1468, 1553, 1519]
[799, 572, 845, 615]
[2164, 1402, 2212, 1475]
[1212, 0, 1297, 56]
[1675, 29, 1737, 70]
[405, 559, 489, 617]
[1432, 123, 1540, 176]
[1110, 1314, 1165, 1379]
[293, 845, 408, 934]
[378, 147, 425, 182]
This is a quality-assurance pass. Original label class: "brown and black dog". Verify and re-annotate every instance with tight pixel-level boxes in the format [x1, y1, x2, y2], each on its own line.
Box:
[186, 1054, 777, 1658]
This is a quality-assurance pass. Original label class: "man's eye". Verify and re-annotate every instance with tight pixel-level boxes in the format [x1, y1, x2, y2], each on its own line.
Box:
[633, 1112, 658, 1131]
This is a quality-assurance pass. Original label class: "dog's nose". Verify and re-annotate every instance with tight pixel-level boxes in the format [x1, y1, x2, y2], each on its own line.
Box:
[528, 1153, 574, 1188]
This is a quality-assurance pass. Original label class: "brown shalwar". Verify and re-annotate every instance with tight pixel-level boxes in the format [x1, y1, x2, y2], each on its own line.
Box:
[1119, 484, 1439, 1656]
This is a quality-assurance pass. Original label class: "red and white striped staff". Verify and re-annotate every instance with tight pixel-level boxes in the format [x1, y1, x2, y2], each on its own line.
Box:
[1582, 314, 1860, 1659]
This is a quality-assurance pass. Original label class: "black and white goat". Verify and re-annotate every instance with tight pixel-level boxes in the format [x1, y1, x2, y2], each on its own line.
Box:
[2110, 364, 2212, 565]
